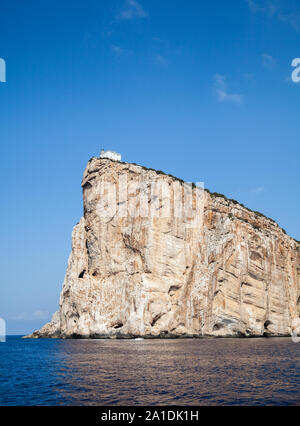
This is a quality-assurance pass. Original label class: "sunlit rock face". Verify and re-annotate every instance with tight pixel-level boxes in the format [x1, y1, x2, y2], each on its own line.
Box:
[28, 158, 300, 339]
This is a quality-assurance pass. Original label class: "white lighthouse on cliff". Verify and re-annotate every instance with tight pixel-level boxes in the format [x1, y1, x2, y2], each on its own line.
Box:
[100, 149, 122, 162]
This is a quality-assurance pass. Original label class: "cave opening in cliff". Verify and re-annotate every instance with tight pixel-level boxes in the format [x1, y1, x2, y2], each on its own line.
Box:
[78, 270, 86, 279]
[264, 320, 272, 329]
[113, 322, 123, 329]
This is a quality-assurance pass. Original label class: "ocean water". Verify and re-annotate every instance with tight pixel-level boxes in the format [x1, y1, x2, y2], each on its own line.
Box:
[0, 336, 299, 406]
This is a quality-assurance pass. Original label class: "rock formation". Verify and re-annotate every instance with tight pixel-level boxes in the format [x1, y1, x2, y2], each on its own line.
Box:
[27, 157, 300, 339]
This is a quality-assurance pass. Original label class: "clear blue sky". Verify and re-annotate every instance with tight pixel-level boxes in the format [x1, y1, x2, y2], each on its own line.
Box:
[0, 0, 299, 334]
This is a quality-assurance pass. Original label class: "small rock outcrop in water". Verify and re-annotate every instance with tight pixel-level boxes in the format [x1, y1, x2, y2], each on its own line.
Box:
[26, 157, 300, 339]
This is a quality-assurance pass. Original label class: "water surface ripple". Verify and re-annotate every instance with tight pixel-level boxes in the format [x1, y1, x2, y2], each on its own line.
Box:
[0, 337, 299, 406]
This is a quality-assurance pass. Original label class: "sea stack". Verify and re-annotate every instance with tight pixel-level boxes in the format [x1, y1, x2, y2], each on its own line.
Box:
[27, 156, 300, 339]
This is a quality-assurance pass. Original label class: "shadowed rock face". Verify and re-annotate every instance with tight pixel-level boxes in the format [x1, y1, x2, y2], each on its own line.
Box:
[27, 158, 300, 339]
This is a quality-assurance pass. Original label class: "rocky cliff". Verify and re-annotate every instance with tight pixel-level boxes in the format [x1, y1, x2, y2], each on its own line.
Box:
[27, 158, 300, 339]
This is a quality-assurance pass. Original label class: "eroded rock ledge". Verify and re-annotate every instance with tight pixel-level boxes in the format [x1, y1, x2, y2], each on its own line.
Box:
[26, 158, 300, 339]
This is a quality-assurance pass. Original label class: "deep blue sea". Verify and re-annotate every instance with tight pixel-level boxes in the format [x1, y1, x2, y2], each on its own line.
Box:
[0, 336, 299, 406]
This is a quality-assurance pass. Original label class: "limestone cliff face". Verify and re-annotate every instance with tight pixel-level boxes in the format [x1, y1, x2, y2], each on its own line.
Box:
[28, 158, 300, 338]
